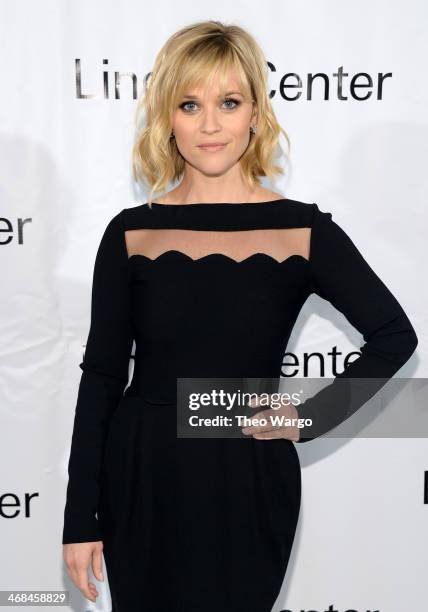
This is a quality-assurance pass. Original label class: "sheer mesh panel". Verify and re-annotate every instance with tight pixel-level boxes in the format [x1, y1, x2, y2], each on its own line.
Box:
[124, 228, 311, 263]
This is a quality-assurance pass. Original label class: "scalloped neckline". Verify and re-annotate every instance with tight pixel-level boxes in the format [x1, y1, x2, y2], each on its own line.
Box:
[128, 250, 307, 266]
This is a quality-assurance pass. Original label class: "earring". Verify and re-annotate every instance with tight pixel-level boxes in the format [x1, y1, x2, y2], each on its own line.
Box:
[250, 125, 257, 135]
[170, 130, 175, 140]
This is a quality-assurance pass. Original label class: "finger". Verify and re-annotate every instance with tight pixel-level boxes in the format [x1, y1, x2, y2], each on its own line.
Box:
[88, 581, 100, 599]
[254, 425, 301, 442]
[242, 412, 282, 434]
[254, 433, 282, 440]
[247, 393, 270, 409]
[76, 568, 96, 602]
[253, 429, 286, 439]
[243, 399, 299, 433]
[92, 547, 104, 582]
[66, 563, 78, 586]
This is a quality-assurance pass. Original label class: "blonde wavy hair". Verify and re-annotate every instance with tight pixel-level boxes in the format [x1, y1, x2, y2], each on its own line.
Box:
[131, 20, 291, 207]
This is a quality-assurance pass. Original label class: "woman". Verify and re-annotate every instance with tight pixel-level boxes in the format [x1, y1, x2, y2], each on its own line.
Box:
[62, 20, 418, 611]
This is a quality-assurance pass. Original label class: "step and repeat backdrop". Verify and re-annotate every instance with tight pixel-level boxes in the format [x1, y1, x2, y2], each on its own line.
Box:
[1, 1, 426, 611]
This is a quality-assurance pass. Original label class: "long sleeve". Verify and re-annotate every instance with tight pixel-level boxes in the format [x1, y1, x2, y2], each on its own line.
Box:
[295, 203, 418, 443]
[62, 210, 134, 543]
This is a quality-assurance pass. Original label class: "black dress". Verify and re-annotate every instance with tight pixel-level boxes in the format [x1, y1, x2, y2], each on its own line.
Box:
[62, 198, 417, 612]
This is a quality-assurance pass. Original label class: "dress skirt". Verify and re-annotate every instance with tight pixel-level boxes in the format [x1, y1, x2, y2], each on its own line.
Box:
[98, 396, 301, 612]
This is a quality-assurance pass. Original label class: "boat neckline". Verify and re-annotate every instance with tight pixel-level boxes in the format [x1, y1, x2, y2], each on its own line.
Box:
[144, 198, 288, 207]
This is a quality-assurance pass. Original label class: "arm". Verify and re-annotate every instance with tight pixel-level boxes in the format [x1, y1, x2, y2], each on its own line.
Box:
[295, 203, 418, 442]
[62, 210, 134, 542]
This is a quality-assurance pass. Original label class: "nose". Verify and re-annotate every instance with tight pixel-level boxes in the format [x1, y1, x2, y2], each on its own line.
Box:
[199, 105, 222, 134]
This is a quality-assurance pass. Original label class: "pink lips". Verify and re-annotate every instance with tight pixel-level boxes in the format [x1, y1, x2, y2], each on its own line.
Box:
[197, 143, 227, 152]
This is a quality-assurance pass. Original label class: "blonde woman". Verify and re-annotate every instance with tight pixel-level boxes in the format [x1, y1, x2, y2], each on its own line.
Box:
[62, 20, 418, 611]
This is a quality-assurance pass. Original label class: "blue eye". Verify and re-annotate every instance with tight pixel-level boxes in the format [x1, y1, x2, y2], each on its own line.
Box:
[222, 98, 240, 110]
[180, 101, 198, 112]
[179, 98, 241, 113]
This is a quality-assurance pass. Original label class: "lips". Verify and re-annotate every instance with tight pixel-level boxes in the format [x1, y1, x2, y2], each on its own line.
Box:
[197, 143, 228, 151]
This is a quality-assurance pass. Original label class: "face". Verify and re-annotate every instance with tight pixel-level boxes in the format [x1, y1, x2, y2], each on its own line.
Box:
[171, 70, 257, 177]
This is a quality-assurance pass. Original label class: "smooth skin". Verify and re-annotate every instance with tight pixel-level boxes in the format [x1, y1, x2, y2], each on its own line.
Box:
[63, 66, 299, 603]
[63, 540, 103, 603]
[159, 67, 278, 205]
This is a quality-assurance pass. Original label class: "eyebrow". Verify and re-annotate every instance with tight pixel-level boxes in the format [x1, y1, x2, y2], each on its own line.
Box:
[181, 91, 244, 99]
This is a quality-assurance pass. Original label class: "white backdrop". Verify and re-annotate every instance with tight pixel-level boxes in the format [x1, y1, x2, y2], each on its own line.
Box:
[0, 1, 426, 611]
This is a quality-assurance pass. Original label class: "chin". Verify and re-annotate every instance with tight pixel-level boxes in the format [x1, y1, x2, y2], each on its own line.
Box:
[201, 161, 235, 173]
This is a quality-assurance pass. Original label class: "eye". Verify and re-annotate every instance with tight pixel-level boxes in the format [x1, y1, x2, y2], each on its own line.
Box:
[178, 98, 242, 113]
[222, 98, 241, 110]
[179, 101, 198, 113]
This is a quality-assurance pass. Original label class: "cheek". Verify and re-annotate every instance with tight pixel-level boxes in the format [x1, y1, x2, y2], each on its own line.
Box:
[228, 116, 252, 140]
[229, 128, 251, 150]
[174, 121, 197, 146]
[172, 111, 188, 133]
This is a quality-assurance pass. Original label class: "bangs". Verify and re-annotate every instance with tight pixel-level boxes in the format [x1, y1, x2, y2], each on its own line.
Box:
[170, 46, 254, 109]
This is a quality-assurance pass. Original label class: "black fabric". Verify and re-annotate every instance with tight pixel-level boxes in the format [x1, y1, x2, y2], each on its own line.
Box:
[62, 198, 417, 611]
[295, 206, 418, 441]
